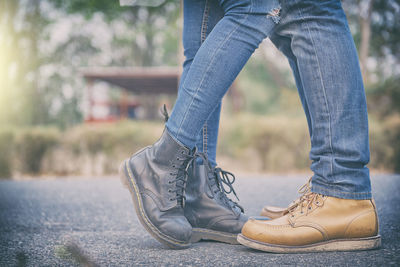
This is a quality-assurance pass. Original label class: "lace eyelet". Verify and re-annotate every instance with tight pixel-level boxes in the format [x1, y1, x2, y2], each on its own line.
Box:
[176, 157, 180, 160]
[168, 189, 171, 193]
[316, 201, 320, 205]
[291, 215, 295, 218]
[181, 151, 184, 154]
[308, 206, 312, 210]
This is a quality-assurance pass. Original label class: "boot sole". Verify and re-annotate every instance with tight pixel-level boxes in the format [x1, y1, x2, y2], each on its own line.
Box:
[119, 159, 191, 249]
[191, 228, 239, 245]
[237, 234, 381, 253]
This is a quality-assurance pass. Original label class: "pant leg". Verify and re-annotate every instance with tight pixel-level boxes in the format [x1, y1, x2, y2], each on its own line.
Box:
[270, 33, 313, 136]
[272, 0, 371, 199]
[180, 0, 224, 167]
[167, 0, 280, 150]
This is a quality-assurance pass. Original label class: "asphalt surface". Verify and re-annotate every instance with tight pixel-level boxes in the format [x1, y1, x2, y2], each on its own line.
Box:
[0, 174, 399, 266]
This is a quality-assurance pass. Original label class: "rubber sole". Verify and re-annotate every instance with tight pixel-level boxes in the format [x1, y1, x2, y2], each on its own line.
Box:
[237, 234, 381, 253]
[119, 159, 191, 249]
[191, 228, 239, 245]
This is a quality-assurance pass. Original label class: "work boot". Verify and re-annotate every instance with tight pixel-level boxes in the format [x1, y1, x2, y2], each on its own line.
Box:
[184, 158, 248, 244]
[238, 181, 381, 253]
[119, 129, 195, 249]
[260, 206, 287, 219]
[260, 179, 312, 219]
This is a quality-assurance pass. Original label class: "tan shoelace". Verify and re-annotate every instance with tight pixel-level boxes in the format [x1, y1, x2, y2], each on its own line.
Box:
[288, 178, 327, 217]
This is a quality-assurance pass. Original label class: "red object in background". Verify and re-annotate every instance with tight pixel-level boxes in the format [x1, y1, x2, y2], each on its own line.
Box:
[82, 67, 179, 123]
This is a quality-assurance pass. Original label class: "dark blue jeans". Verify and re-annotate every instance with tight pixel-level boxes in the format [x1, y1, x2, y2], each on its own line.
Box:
[167, 0, 371, 200]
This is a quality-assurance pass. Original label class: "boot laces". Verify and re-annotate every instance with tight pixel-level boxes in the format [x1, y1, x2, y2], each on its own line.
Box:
[160, 105, 243, 211]
[212, 166, 244, 212]
[286, 177, 312, 210]
[169, 147, 197, 207]
[288, 178, 326, 217]
[162, 104, 193, 207]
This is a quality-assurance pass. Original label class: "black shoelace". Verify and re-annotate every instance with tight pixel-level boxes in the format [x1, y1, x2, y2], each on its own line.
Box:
[204, 161, 243, 213]
[169, 148, 197, 207]
[214, 168, 239, 200]
[161, 105, 242, 211]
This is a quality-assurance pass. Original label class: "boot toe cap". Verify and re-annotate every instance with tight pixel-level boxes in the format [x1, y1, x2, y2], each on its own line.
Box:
[241, 217, 324, 246]
[241, 218, 269, 241]
[160, 216, 192, 242]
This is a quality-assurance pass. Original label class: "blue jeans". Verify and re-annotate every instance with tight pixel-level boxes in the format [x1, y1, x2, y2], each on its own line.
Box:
[167, 0, 371, 200]
[179, 0, 224, 167]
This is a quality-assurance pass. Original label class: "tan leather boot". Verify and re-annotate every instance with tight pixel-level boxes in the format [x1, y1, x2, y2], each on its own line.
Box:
[238, 191, 381, 253]
[260, 206, 287, 219]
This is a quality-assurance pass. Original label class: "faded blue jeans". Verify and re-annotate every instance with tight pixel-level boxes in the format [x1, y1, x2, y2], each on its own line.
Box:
[178, 0, 224, 167]
[167, 0, 371, 200]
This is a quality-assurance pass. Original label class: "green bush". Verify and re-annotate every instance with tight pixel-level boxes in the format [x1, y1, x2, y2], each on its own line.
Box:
[369, 119, 391, 170]
[383, 116, 400, 173]
[393, 128, 400, 173]
[65, 120, 162, 156]
[57, 120, 163, 174]
[220, 114, 399, 173]
[0, 130, 15, 178]
[367, 76, 400, 117]
[15, 127, 60, 174]
[0, 115, 398, 177]
[219, 114, 310, 171]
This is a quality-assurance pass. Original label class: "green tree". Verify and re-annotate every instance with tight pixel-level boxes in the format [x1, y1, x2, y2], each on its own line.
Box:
[0, 0, 50, 125]
[343, 0, 400, 83]
[50, 0, 180, 66]
[0, 0, 181, 127]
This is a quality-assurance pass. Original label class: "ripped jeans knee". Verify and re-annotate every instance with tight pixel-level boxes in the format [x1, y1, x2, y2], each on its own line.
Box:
[267, 5, 281, 24]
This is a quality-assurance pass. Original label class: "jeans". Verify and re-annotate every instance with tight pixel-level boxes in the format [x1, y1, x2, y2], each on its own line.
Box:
[169, 0, 280, 162]
[167, 0, 371, 200]
[179, 0, 224, 167]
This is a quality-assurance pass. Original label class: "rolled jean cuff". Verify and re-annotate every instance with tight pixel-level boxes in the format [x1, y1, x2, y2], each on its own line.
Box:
[311, 185, 372, 200]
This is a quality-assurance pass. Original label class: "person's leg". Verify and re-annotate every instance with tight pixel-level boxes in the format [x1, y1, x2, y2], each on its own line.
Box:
[239, 0, 380, 252]
[179, 0, 223, 167]
[273, 0, 371, 198]
[258, 34, 316, 219]
[178, 0, 247, 245]
[121, 0, 280, 249]
[166, 0, 281, 150]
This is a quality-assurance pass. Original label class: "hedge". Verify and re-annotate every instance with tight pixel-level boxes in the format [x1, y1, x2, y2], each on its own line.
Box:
[0, 115, 398, 178]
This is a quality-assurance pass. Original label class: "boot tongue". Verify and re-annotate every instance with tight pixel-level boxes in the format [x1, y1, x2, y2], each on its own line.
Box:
[175, 170, 186, 207]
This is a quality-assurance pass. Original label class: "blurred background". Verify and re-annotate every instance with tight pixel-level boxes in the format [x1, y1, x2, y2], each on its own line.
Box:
[0, 0, 399, 179]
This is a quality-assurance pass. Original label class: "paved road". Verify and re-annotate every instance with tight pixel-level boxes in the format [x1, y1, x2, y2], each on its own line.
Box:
[0, 174, 399, 266]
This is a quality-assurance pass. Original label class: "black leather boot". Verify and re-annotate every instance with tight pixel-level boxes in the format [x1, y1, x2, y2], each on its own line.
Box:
[119, 129, 195, 249]
[184, 158, 248, 244]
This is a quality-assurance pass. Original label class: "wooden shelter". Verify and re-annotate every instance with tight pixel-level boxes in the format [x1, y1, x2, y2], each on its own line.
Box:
[82, 67, 179, 122]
